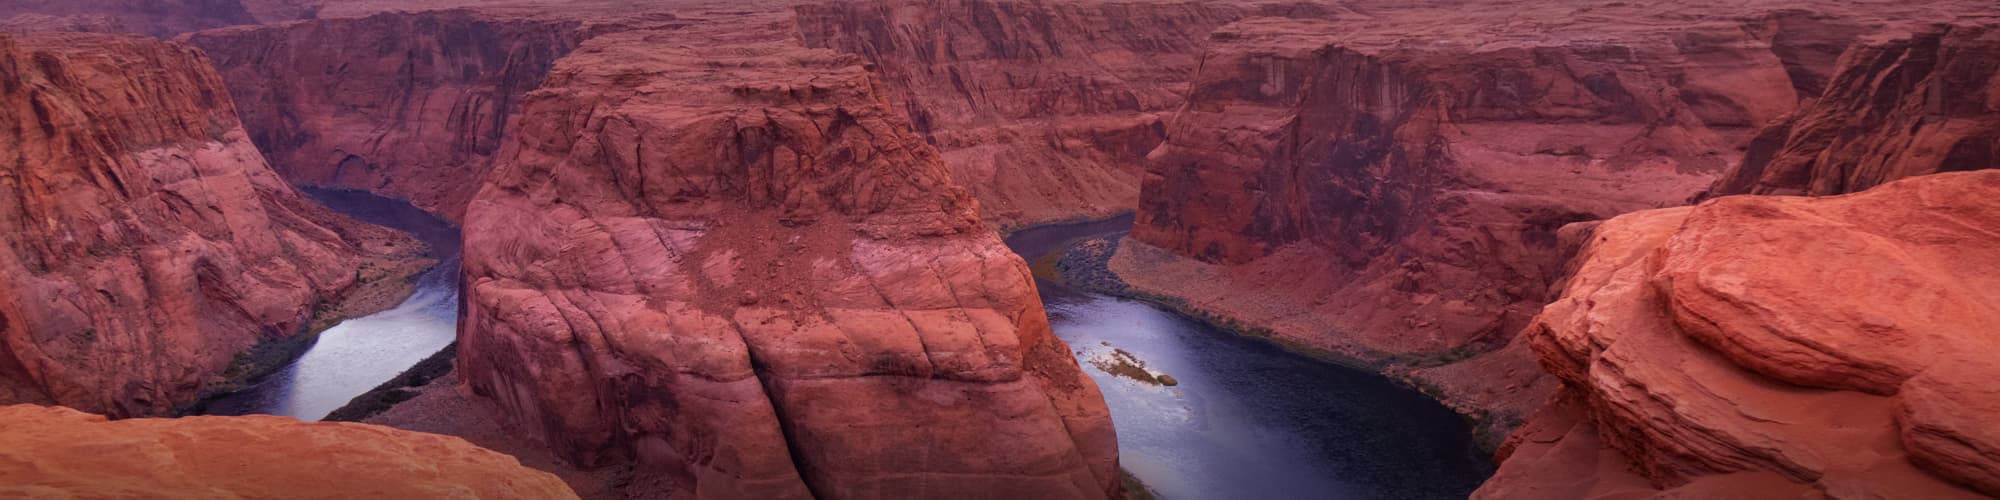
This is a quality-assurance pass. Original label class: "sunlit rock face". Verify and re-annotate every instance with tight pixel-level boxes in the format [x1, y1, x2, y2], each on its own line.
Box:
[0, 404, 581, 499]
[457, 14, 1118, 500]
[1479, 170, 2000, 499]
[0, 32, 416, 417]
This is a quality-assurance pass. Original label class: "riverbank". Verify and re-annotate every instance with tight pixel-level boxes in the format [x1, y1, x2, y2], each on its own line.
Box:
[178, 214, 433, 416]
[1041, 227, 1548, 451]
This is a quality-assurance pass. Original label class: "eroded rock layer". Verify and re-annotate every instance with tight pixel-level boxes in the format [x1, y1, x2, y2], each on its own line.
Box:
[1111, 1, 1990, 435]
[1708, 23, 2000, 197]
[182, 10, 592, 220]
[1478, 171, 2000, 498]
[0, 32, 420, 417]
[0, 404, 580, 498]
[796, 0, 1291, 227]
[458, 13, 1116, 500]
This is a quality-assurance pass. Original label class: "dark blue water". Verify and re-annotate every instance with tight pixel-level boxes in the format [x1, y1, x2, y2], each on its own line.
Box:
[1006, 217, 1492, 500]
[200, 188, 460, 421]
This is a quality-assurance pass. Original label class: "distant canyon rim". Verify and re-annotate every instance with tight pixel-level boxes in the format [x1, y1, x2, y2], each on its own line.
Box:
[1, 0, 1997, 499]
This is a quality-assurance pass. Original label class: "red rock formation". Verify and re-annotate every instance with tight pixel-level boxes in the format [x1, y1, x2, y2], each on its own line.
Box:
[0, 404, 579, 498]
[795, 0, 1295, 227]
[1110, 2, 1989, 437]
[1708, 23, 2000, 197]
[0, 0, 256, 37]
[1479, 170, 2000, 498]
[458, 13, 1116, 500]
[182, 10, 592, 220]
[0, 32, 420, 417]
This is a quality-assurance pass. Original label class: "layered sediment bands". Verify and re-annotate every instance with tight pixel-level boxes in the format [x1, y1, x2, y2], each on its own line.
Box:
[0, 404, 579, 498]
[795, 0, 1292, 227]
[1708, 23, 2000, 197]
[459, 17, 1116, 500]
[182, 10, 591, 220]
[1478, 171, 2000, 498]
[0, 32, 421, 416]
[0, 0, 255, 37]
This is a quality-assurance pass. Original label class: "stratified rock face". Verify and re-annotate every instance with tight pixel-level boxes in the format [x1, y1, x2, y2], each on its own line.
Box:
[1709, 23, 2000, 197]
[0, 32, 410, 416]
[0, 0, 255, 37]
[0, 404, 580, 498]
[182, 10, 590, 220]
[458, 15, 1116, 500]
[1127, 11, 1793, 361]
[1479, 171, 2000, 498]
[795, 0, 1278, 227]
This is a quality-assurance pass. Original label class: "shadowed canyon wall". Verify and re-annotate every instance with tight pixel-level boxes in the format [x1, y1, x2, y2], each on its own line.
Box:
[1708, 23, 2000, 197]
[456, 12, 1118, 499]
[0, 32, 420, 417]
[796, 0, 1338, 227]
[182, 10, 593, 220]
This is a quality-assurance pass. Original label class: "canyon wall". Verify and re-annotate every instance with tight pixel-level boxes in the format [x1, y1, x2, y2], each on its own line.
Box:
[1476, 170, 2000, 498]
[796, 0, 1323, 227]
[0, 0, 254, 37]
[1108, 3, 1987, 436]
[1708, 23, 2000, 197]
[0, 404, 579, 498]
[0, 32, 422, 417]
[457, 12, 1117, 499]
[182, 10, 593, 220]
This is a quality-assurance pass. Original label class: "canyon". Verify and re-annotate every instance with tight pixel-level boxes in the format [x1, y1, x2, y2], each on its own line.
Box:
[0, 0, 1996, 499]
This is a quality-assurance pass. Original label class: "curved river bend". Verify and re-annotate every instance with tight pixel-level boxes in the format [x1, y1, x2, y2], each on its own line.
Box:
[201, 189, 461, 421]
[1006, 216, 1493, 500]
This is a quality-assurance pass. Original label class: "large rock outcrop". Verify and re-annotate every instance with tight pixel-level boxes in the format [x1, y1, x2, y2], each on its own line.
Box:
[1707, 23, 2000, 197]
[458, 12, 1117, 500]
[0, 404, 579, 498]
[796, 0, 1296, 228]
[1109, 2, 1989, 436]
[1477, 170, 2000, 498]
[0, 32, 420, 417]
[182, 10, 593, 220]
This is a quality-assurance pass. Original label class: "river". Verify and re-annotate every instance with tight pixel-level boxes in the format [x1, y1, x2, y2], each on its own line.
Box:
[199, 188, 461, 421]
[1005, 216, 1493, 500]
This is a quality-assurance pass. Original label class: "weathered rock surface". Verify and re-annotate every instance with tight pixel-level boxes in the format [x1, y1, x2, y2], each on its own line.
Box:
[183, 10, 593, 220]
[0, 0, 256, 37]
[0, 404, 579, 498]
[0, 32, 421, 417]
[797, 0, 1291, 228]
[1112, 1, 1991, 438]
[458, 12, 1116, 500]
[1708, 23, 2000, 197]
[1478, 171, 2000, 498]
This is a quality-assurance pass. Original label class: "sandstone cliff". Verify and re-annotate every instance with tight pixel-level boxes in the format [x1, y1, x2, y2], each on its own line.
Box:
[0, 404, 579, 498]
[1109, 2, 1988, 438]
[0, 32, 421, 417]
[1708, 23, 2000, 197]
[0, 0, 256, 37]
[457, 13, 1117, 500]
[1477, 171, 2000, 498]
[182, 10, 592, 220]
[797, 0, 1302, 227]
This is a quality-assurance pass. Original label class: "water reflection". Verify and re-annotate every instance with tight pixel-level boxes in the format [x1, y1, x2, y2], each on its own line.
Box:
[1006, 217, 1491, 500]
[200, 188, 460, 421]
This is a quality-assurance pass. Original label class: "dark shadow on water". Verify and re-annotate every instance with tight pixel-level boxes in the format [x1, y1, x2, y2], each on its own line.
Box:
[1006, 216, 1493, 500]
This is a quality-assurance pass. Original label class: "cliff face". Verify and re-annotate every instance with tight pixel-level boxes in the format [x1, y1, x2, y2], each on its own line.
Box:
[796, 0, 1299, 227]
[457, 12, 1116, 500]
[182, 10, 591, 220]
[0, 404, 579, 498]
[1477, 171, 2000, 498]
[0, 0, 256, 37]
[0, 32, 421, 417]
[1708, 24, 2000, 197]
